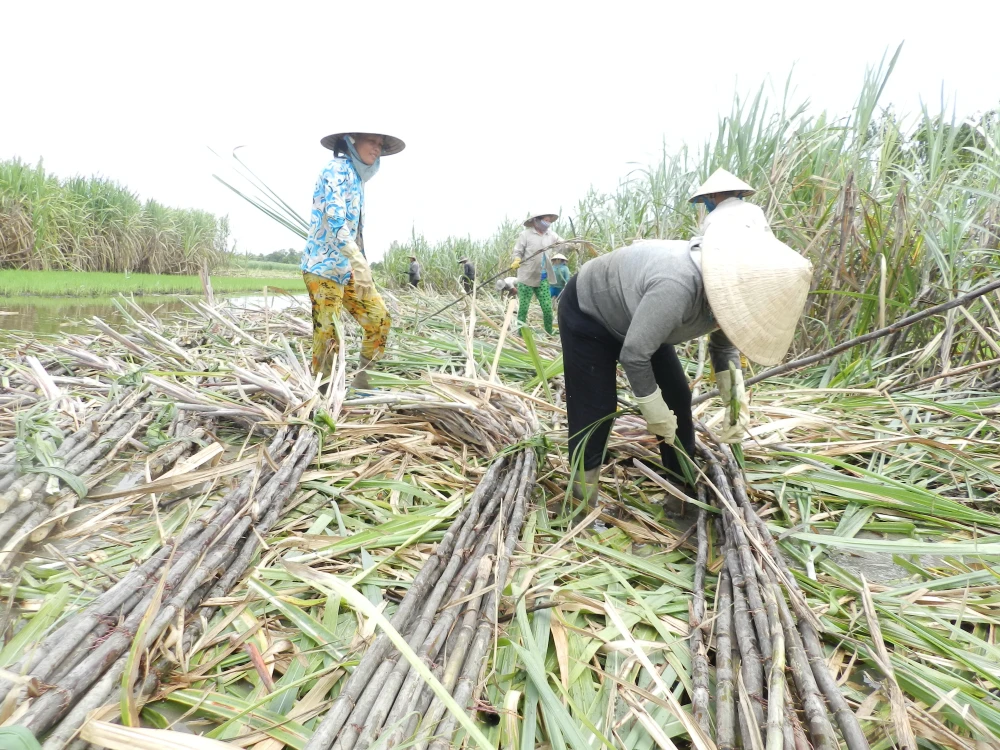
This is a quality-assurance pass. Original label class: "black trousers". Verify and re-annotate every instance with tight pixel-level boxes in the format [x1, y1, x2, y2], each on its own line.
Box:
[558, 275, 695, 479]
[462, 277, 473, 294]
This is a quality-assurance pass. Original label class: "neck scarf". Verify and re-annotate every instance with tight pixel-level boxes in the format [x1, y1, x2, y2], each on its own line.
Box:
[345, 137, 380, 183]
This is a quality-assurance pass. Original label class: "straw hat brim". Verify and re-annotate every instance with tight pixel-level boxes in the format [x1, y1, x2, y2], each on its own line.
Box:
[523, 213, 559, 227]
[320, 132, 406, 156]
[689, 168, 755, 203]
[701, 225, 813, 366]
[551, 254, 567, 261]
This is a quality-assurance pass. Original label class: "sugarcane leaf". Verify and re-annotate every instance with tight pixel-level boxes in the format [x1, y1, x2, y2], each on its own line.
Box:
[247, 578, 344, 660]
[0, 584, 71, 667]
[283, 562, 495, 750]
[80, 720, 236, 750]
[22, 465, 88, 499]
[520, 327, 552, 401]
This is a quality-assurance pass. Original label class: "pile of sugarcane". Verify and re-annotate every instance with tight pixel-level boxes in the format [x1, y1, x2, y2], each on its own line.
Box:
[0, 387, 183, 572]
[0, 421, 318, 748]
[689, 440, 869, 750]
[304, 448, 537, 750]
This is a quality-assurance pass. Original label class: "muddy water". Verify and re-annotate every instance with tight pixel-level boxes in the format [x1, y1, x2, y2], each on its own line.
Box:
[0, 293, 307, 336]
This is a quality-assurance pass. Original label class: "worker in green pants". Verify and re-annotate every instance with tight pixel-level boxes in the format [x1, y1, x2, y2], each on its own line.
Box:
[511, 210, 561, 335]
[516, 280, 554, 334]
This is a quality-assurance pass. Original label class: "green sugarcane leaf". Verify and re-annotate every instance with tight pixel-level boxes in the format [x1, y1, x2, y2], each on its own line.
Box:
[22, 465, 88, 499]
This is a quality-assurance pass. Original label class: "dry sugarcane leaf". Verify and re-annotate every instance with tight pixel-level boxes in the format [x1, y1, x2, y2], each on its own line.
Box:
[80, 720, 239, 750]
[86, 456, 258, 500]
[603, 595, 717, 750]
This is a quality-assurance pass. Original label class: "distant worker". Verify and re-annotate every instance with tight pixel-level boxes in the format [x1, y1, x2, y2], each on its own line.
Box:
[689, 167, 771, 236]
[458, 257, 475, 294]
[560, 171, 811, 505]
[301, 127, 404, 391]
[511, 211, 561, 335]
[549, 253, 571, 300]
[408, 255, 422, 288]
[495, 276, 519, 300]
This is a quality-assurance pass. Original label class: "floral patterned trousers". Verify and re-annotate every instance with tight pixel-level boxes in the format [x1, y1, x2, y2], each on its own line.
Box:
[304, 272, 391, 377]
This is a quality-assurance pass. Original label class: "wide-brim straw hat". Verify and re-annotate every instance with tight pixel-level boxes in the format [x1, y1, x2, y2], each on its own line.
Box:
[689, 168, 755, 203]
[320, 130, 406, 156]
[457, 257, 469, 263]
[523, 211, 559, 227]
[701, 223, 813, 366]
[551, 253, 568, 261]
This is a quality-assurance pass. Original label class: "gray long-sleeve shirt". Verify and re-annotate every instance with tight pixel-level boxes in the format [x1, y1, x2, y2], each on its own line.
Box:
[576, 240, 740, 397]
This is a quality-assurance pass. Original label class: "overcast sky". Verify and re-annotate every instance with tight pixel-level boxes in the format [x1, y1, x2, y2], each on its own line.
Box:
[3, 1, 999, 261]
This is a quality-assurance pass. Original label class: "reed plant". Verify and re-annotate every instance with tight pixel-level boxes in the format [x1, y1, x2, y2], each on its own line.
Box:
[381, 46, 1000, 386]
[0, 158, 229, 274]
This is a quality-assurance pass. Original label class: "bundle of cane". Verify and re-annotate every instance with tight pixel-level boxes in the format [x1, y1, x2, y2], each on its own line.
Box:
[303, 448, 537, 750]
[688, 440, 869, 750]
[0, 424, 319, 750]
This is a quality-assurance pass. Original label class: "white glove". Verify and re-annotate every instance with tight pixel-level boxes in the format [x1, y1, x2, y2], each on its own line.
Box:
[716, 368, 750, 443]
[341, 241, 376, 300]
[634, 388, 677, 442]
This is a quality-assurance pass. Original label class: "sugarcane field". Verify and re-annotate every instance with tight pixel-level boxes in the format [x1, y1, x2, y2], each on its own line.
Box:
[3, 9, 1000, 750]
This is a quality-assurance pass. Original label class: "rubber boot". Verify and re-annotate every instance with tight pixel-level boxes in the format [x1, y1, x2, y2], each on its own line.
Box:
[571, 466, 602, 507]
[351, 356, 374, 391]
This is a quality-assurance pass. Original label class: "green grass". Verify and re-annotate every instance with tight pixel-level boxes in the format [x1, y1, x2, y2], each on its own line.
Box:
[242, 259, 301, 274]
[221, 258, 303, 278]
[0, 269, 305, 297]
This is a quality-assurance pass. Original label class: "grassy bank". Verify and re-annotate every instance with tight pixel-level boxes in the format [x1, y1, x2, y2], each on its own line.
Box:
[0, 269, 305, 297]
[0, 158, 229, 274]
[222, 256, 302, 278]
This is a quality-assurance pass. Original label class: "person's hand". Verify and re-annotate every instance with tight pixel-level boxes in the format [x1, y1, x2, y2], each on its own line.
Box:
[341, 242, 376, 300]
[634, 388, 677, 442]
[715, 368, 750, 443]
[511, 257, 521, 270]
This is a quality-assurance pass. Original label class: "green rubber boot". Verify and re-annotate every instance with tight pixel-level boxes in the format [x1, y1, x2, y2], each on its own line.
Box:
[571, 467, 602, 506]
[0, 728, 42, 750]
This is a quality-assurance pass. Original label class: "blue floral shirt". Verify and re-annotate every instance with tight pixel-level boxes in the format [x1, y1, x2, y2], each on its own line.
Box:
[301, 157, 363, 284]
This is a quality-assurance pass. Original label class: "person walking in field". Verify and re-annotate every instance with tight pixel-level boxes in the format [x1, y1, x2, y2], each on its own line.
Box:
[458, 257, 475, 294]
[560, 171, 812, 504]
[407, 255, 422, 288]
[549, 253, 571, 300]
[511, 211, 562, 335]
[301, 127, 404, 391]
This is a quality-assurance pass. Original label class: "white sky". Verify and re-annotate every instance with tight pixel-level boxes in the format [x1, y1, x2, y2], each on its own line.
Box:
[3, 1, 999, 261]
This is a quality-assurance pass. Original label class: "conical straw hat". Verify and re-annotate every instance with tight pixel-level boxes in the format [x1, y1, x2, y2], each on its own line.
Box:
[701, 223, 813, 365]
[320, 130, 406, 155]
[523, 211, 559, 227]
[689, 168, 755, 203]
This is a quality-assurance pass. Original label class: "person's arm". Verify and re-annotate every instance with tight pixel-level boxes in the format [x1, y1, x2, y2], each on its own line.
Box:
[511, 232, 527, 268]
[709, 329, 749, 442]
[323, 163, 356, 251]
[619, 280, 693, 440]
[708, 329, 740, 375]
[323, 164, 376, 297]
[619, 280, 692, 397]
